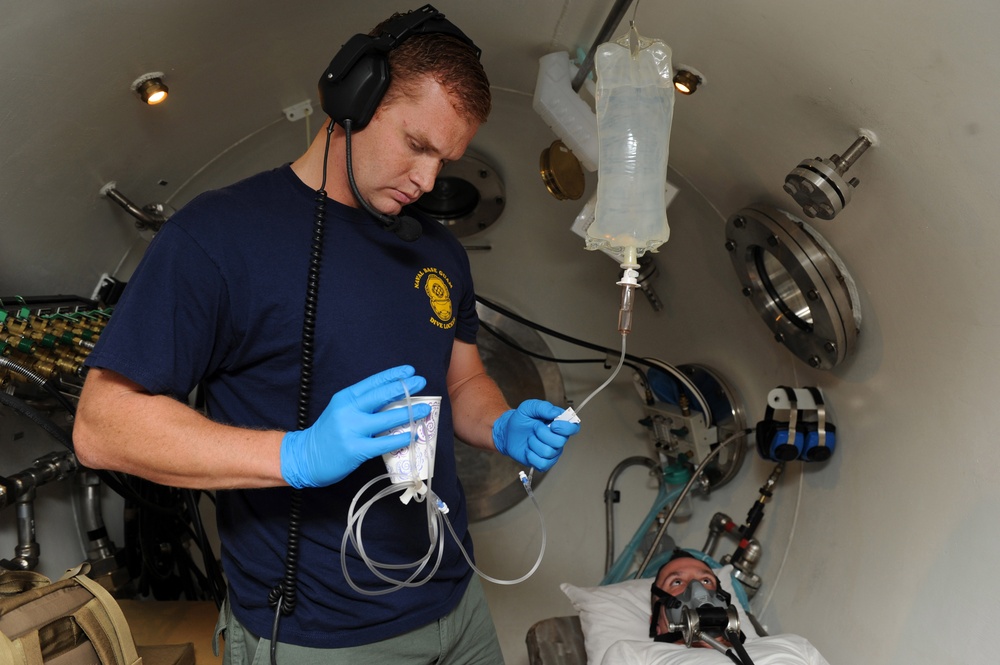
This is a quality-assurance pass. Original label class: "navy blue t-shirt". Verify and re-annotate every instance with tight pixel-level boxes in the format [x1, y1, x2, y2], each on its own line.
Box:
[86, 165, 481, 647]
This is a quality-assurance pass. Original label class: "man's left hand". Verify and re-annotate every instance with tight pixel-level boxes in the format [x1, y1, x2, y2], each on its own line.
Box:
[492, 399, 581, 471]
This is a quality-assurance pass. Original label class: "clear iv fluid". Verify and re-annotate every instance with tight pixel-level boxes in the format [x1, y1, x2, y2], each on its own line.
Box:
[588, 29, 674, 263]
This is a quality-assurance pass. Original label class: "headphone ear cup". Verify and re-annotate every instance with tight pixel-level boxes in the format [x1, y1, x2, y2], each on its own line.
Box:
[802, 422, 836, 462]
[318, 35, 390, 130]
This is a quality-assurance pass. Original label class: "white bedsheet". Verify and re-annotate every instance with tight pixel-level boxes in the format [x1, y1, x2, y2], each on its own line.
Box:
[601, 635, 830, 665]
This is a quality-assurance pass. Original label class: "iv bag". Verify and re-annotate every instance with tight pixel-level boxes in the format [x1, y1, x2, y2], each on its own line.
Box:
[587, 25, 674, 266]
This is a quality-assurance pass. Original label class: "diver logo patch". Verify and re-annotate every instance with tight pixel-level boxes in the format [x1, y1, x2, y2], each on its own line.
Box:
[414, 267, 455, 329]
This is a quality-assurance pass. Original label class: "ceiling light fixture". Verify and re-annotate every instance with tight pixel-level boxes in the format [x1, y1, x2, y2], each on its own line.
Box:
[131, 72, 169, 105]
[672, 66, 705, 95]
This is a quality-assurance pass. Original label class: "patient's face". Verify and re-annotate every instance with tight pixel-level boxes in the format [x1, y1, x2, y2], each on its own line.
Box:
[653, 558, 717, 636]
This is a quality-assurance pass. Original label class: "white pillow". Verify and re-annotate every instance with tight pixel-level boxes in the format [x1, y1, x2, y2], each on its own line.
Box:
[560, 565, 758, 665]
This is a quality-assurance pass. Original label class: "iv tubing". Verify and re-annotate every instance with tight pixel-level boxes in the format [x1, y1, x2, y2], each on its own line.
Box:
[577, 333, 627, 414]
[341, 380, 444, 594]
[342, 383, 549, 594]
[527, 333, 626, 486]
[634, 429, 751, 579]
[341, 472, 445, 594]
[444, 472, 549, 585]
[343, 476, 549, 590]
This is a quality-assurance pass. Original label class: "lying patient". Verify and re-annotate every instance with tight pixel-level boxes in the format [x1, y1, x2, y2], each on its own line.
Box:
[602, 551, 830, 664]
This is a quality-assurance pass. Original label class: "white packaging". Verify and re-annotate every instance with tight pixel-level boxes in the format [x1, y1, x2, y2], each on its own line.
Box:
[381, 396, 441, 485]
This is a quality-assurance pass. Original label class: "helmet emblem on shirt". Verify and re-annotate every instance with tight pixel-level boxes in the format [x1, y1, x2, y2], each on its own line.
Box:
[425, 274, 453, 323]
[414, 267, 455, 329]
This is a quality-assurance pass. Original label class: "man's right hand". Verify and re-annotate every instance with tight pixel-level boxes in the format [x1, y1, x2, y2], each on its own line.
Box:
[279, 365, 431, 488]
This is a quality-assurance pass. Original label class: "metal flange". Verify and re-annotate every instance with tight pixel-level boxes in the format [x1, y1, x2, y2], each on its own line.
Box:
[724, 205, 861, 370]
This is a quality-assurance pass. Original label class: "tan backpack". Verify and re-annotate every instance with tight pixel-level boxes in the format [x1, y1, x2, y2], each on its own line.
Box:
[0, 563, 141, 665]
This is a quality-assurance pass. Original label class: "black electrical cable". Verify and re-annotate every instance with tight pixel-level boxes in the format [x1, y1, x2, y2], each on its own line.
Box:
[0, 390, 74, 453]
[131, 483, 216, 602]
[0, 389, 179, 515]
[184, 488, 226, 609]
[475, 295, 668, 375]
[479, 320, 646, 375]
[268, 119, 336, 665]
[107, 477, 181, 517]
[480, 322, 601, 364]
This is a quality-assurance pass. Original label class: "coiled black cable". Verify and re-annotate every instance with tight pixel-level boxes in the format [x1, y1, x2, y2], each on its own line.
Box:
[268, 120, 336, 662]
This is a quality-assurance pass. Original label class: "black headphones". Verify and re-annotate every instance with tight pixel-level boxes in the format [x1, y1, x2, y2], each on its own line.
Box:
[318, 4, 481, 131]
[756, 386, 837, 463]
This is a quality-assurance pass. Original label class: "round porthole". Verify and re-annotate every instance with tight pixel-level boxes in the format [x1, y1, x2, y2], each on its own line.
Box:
[413, 150, 505, 238]
[724, 204, 861, 370]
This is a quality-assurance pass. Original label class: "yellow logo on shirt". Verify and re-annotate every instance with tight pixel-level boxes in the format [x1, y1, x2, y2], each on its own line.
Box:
[414, 267, 455, 329]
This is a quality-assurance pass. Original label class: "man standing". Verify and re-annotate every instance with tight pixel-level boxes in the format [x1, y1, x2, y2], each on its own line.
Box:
[74, 6, 580, 663]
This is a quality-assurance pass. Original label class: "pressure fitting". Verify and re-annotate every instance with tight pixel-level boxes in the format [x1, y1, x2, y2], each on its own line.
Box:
[783, 131, 876, 220]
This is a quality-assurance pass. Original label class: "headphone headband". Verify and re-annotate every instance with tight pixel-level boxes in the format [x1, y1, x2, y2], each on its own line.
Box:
[373, 4, 481, 58]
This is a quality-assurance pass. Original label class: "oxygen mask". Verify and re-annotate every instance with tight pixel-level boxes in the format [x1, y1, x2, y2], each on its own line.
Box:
[650, 577, 739, 646]
[660, 579, 729, 626]
[650, 567, 756, 665]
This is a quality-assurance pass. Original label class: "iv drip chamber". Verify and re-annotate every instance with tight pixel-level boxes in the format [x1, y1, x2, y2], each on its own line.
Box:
[587, 24, 674, 263]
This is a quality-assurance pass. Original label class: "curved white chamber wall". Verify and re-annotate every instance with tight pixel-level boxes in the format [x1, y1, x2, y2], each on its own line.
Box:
[2, 2, 999, 664]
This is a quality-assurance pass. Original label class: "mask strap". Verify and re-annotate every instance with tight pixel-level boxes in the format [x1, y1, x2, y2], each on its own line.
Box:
[649, 583, 684, 641]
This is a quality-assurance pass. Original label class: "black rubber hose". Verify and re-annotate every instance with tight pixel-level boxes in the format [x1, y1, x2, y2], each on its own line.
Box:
[729, 630, 757, 665]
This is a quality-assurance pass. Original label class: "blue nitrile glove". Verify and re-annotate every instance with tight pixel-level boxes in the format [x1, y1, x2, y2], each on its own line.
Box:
[280, 365, 431, 488]
[492, 399, 581, 472]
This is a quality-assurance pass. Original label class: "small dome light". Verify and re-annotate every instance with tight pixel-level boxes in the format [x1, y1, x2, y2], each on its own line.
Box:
[131, 72, 169, 105]
[673, 69, 702, 95]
